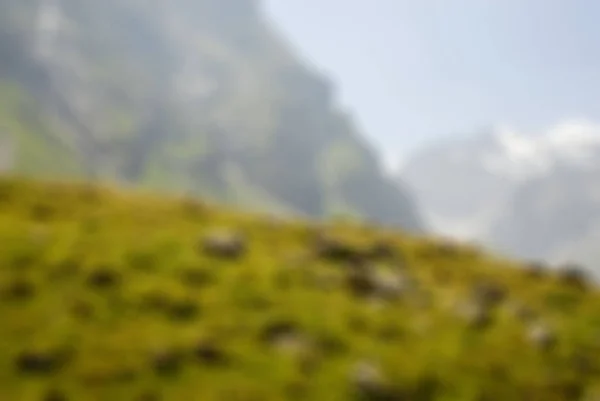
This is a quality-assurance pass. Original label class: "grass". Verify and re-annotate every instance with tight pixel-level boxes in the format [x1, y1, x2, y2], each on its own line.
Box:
[1, 175, 600, 401]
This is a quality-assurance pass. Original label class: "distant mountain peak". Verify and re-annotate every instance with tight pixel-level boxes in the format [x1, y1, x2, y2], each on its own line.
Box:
[399, 118, 600, 247]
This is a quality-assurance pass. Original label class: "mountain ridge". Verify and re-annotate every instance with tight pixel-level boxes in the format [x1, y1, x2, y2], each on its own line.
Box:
[0, 0, 424, 232]
[399, 120, 600, 273]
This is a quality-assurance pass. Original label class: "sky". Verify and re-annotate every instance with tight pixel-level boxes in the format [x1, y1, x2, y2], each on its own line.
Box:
[265, 0, 600, 171]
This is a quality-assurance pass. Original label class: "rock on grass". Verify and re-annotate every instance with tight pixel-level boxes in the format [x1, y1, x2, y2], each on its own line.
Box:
[86, 267, 121, 289]
[180, 268, 213, 288]
[524, 261, 548, 279]
[370, 271, 413, 301]
[136, 391, 162, 401]
[505, 301, 538, 323]
[150, 348, 185, 377]
[69, 299, 95, 321]
[193, 340, 229, 366]
[556, 263, 590, 290]
[201, 229, 247, 259]
[43, 389, 68, 401]
[350, 361, 397, 401]
[456, 301, 493, 330]
[366, 240, 401, 262]
[1, 278, 35, 301]
[526, 322, 557, 351]
[14, 348, 71, 375]
[346, 269, 377, 298]
[470, 280, 507, 308]
[313, 233, 365, 264]
[260, 321, 301, 348]
[166, 299, 200, 322]
[346, 268, 413, 302]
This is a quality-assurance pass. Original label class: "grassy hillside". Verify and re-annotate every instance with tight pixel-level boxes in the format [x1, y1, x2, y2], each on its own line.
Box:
[1, 176, 600, 401]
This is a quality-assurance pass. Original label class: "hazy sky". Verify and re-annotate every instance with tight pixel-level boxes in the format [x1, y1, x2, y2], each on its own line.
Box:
[265, 0, 600, 171]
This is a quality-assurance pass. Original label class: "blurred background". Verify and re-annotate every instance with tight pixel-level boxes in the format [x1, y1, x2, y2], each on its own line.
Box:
[1, 0, 600, 273]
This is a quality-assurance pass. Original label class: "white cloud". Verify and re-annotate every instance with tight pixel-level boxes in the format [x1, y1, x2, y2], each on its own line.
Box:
[481, 126, 552, 179]
[544, 119, 600, 162]
[480, 119, 600, 180]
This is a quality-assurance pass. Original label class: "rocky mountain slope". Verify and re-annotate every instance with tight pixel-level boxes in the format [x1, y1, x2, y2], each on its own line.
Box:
[398, 129, 517, 240]
[399, 121, 600, 272]
[2, 176, 600, 400]
[488, 161, 600, 266]
[0, 0, 423, 231]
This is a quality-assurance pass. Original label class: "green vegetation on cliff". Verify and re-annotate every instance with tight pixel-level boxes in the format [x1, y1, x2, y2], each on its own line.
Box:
[1, 176, 600, 401]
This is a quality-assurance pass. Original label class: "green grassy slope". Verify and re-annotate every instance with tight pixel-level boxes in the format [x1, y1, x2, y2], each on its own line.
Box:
[1, 176, 600, 401]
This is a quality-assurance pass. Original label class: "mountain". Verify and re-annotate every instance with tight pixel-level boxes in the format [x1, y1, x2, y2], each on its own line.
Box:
[399, 120, 600, 272]
[488, 161, 600, 269]
[399, 129, 518, 240]
[0, 0, 423, 231]
[3, 176, 600, 400]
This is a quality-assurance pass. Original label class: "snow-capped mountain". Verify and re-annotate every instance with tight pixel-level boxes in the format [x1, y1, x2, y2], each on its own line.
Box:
[399, 119, 600, 273]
